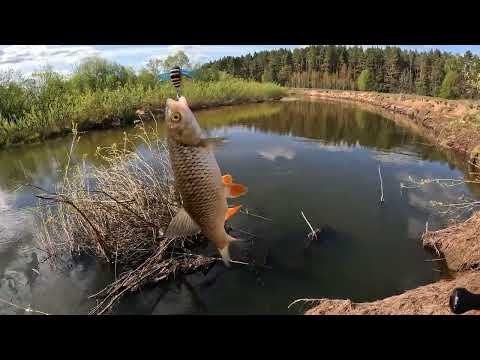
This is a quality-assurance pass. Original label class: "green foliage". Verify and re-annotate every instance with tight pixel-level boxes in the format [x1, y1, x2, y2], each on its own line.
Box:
[0, 71, 34, 120]
[162, 50, 191, 71]
[205, 45, 480, 99]
[0, 56, 285, 148]
[191, 67, 222, 82]
[439, 71, 460, 99]
[463, 58, 480, 97]
[357, 69, 374, 91]
[145, 58, 163, 78]
[70, 57, 137, 92]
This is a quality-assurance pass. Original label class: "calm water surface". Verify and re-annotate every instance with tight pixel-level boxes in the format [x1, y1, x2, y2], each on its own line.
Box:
[1, 99, 479, 314]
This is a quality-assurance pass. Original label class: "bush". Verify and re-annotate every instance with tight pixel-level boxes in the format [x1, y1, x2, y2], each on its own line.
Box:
[70, 57, 137, 92]
[438, 71, 460, 99]
[0, 59, 286, 148]
[357, 69, 374, 91]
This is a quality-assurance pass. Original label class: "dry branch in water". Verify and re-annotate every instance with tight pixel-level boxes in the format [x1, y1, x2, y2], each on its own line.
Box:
[33, 120, 217, 314]
[301, 211, 321, 248]
[400, 175, 480, 219]
[378, 163, 384, 205]
[0, 297, 50, 315]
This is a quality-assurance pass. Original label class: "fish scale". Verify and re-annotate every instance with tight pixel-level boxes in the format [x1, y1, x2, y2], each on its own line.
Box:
[167, 137, 223, 232]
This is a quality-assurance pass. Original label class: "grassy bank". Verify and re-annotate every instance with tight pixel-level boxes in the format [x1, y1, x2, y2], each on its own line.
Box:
[0, 60, 285, 148]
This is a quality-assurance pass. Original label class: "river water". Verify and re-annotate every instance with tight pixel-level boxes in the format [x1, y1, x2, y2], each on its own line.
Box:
[1, 99, 479, 314]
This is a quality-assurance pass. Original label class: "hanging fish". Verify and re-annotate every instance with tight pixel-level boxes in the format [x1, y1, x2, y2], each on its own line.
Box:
[158, 66, 194, 99]
[164, 96, 248, 266]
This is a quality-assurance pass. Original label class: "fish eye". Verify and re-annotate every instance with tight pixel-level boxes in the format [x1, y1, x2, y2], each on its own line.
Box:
[171, 112, 182, 122]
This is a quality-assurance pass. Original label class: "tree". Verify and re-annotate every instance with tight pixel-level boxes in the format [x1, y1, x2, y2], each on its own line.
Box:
[71, 56, 136, 92]
[438, 71, 460, 99]
[415, 54, 430, 96]
[145, 58, 163, 78]
[463, 57, 480, 97]
[162, 51, 191, 71]
[203, 45, 480, 99]
[357, 69, 374, 91]
[277, 65, 291, 86]
[384, 47, 401, 92]
[429, 51, 445, 96]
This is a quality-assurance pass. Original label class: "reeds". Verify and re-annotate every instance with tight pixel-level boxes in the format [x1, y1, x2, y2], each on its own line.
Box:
[33, 120, 216, 314]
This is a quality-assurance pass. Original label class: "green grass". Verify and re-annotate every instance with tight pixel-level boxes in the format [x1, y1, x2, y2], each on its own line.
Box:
[0, 74, 285, 148]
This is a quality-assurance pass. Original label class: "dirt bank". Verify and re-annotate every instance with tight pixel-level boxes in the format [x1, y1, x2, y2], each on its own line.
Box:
[294, 89, 480, 162]
[291, 89, 480, 315]
[303, 271, 480, 315]
[303, 219, 480, 315]
[423, 212, 480, 272]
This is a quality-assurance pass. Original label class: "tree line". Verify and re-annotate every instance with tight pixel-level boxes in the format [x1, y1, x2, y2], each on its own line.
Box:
[202, 46, 480, 99]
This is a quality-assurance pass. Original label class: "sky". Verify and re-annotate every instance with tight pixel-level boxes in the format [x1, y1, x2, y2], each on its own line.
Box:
[0, 45, 479, 75]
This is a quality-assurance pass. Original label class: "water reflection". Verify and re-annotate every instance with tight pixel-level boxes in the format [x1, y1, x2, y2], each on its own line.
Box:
[0, 100, 479, 314]
[258, 147, 296, 161]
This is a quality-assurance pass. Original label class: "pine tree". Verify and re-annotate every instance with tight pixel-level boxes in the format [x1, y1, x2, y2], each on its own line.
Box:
[204, 45, 479, 99]
[384, 47, 401, 93]
[415, 54, 430, 96]
[429, 50, 445, 96]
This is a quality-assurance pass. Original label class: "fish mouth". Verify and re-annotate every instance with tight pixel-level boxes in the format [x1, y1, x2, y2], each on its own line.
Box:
[166, 97, 188, 113]
[166, 98, 175, 112]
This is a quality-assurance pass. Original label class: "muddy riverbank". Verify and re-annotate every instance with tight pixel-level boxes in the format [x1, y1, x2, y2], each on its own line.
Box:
[291, 89, 480, 315]
[304, 270, 480, 315]
[292, 89, 480, 163]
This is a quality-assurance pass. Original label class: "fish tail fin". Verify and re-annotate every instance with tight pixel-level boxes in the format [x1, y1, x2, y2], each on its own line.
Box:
[218, 233, 240, 267]
[218, 242, 232, 267]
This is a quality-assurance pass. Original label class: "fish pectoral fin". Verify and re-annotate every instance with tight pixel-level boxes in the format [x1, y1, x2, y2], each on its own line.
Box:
[225, 183, 248, 198]
[222, 174, 233, 185]
[165, 208, 201, 238]
[225, 205, 242, 221]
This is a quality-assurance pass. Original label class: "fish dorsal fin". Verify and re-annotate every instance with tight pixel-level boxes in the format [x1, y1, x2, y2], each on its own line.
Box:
[225, 205, 242, 221]
[165, 208, 201, 238]
[222, 174, 233, 185]
[198, 137, 228, 149]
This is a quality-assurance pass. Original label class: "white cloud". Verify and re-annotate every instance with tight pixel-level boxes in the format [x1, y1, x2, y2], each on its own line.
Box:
[100, 46, 169, 58]
[0, 45, 99, 74]
[0, 45, 309, 75]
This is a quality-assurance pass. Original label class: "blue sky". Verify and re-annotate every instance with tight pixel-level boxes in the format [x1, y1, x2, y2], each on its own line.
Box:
[0, 45, 479, 75]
